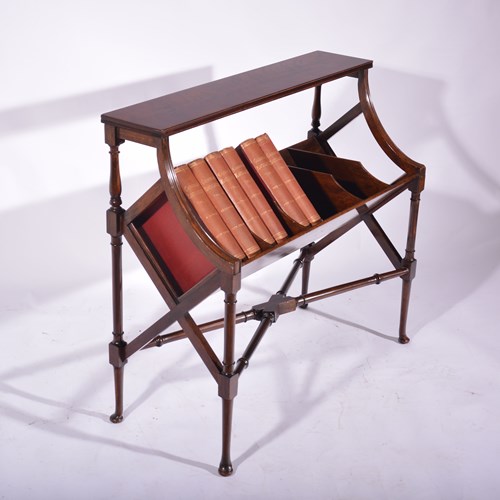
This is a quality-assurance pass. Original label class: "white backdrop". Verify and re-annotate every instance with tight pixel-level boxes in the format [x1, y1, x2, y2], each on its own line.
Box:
[1, 1, 499, 499]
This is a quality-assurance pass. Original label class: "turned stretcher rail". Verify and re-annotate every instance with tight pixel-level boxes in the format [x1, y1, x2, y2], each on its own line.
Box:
[142, 267, 409, 350]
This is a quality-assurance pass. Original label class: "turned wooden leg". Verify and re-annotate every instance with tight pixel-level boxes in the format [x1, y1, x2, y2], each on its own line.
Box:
[399, 190, 421, 344]
[218, 282, 239, 476]
[110, 364, 125, 423]
[106, 128, 128, 421]
[219, 397, 234, 476]
[108, 228, 127, 422]
[300, 252, 314, 309]
[399, 278, 412, 344]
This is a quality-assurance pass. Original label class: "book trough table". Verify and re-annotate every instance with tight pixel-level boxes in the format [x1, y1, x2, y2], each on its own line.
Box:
[101, 51, 425, 476]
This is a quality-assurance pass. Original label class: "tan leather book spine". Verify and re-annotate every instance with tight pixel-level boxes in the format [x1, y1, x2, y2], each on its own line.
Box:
[239, 138, 309, 227]
[175, 164, 246, 260]
[256, 133, 321, 224]
[205, 151, 275, 245]
[188, 158, 260, 258]
[220, 146, 287, 242]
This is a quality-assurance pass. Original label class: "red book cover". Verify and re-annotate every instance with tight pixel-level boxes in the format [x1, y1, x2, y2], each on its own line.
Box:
[256, 133, 321, 224]
[175, 164, 245, 260]
[220, 146, 287, 242]
[239, 138, 309, 227]
[205, 151, 275, 245]
[188, 158, 260, 258]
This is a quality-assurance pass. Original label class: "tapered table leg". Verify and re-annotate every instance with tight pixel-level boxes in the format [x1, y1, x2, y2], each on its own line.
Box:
[399, 278, 412, 344]
[218, 286, 239, 476]
[299, 252, 314, 309]
[399, 190, 421, 344]
[110, 364, 125, 423]
[219, 397, 234, 476]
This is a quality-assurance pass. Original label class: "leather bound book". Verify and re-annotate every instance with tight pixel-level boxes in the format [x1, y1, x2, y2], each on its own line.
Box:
[239, 138, 310, 227]
[175, 164, 246, 260]
[256, 133, 321, 225]
[205, 151, 275, 245]
[188, 158, 260, 258]
[220, 146, 287, 242]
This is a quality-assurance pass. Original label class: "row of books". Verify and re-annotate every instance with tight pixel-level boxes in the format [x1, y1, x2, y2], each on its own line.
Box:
[176, 133, 321, 260]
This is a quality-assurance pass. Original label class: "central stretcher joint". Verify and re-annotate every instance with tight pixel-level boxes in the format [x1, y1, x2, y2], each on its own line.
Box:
[251, 293, 298, 323]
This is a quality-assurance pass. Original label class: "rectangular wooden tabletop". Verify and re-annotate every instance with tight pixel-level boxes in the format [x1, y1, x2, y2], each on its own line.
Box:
[101, 51, 372, 137]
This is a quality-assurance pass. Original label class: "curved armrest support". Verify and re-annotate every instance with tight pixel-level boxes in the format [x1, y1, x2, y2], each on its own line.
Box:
[156, 138, 240, 274]
[358, 69, 425, 191]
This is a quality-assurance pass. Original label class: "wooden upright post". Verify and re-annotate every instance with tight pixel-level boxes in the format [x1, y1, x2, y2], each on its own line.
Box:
[218, 273, 241, 476]
[399, 190, 421, 344]
[309, 85, 322, 137]
[105, 125, 127, 423]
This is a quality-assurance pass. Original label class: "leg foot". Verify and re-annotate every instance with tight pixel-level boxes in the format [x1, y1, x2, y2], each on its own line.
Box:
[110, 413, 124, 424]
[398, 334, 410, 345]
[218, 463, 234, 477]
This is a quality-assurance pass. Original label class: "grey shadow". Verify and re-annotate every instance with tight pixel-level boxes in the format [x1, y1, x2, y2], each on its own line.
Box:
[0, 172, 158, 321]
[124, 349, 211, 419]
[0, 342, 112, 423]
[1, 399, 217, 475]
[326, 67, 499, 195]
[232, 332, 367, 472]
[0, 67, 213, 137]
[0, 341, 219, 475]
[305, 307, 399, 343]
[369, 68, 500, 196]
[408, 190, 500, 332]
[0, 66, 219, 321]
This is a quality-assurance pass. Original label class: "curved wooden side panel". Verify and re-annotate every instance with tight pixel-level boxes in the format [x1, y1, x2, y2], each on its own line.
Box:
[358, 69, 426, 191]
[156, 138, 240, 274]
